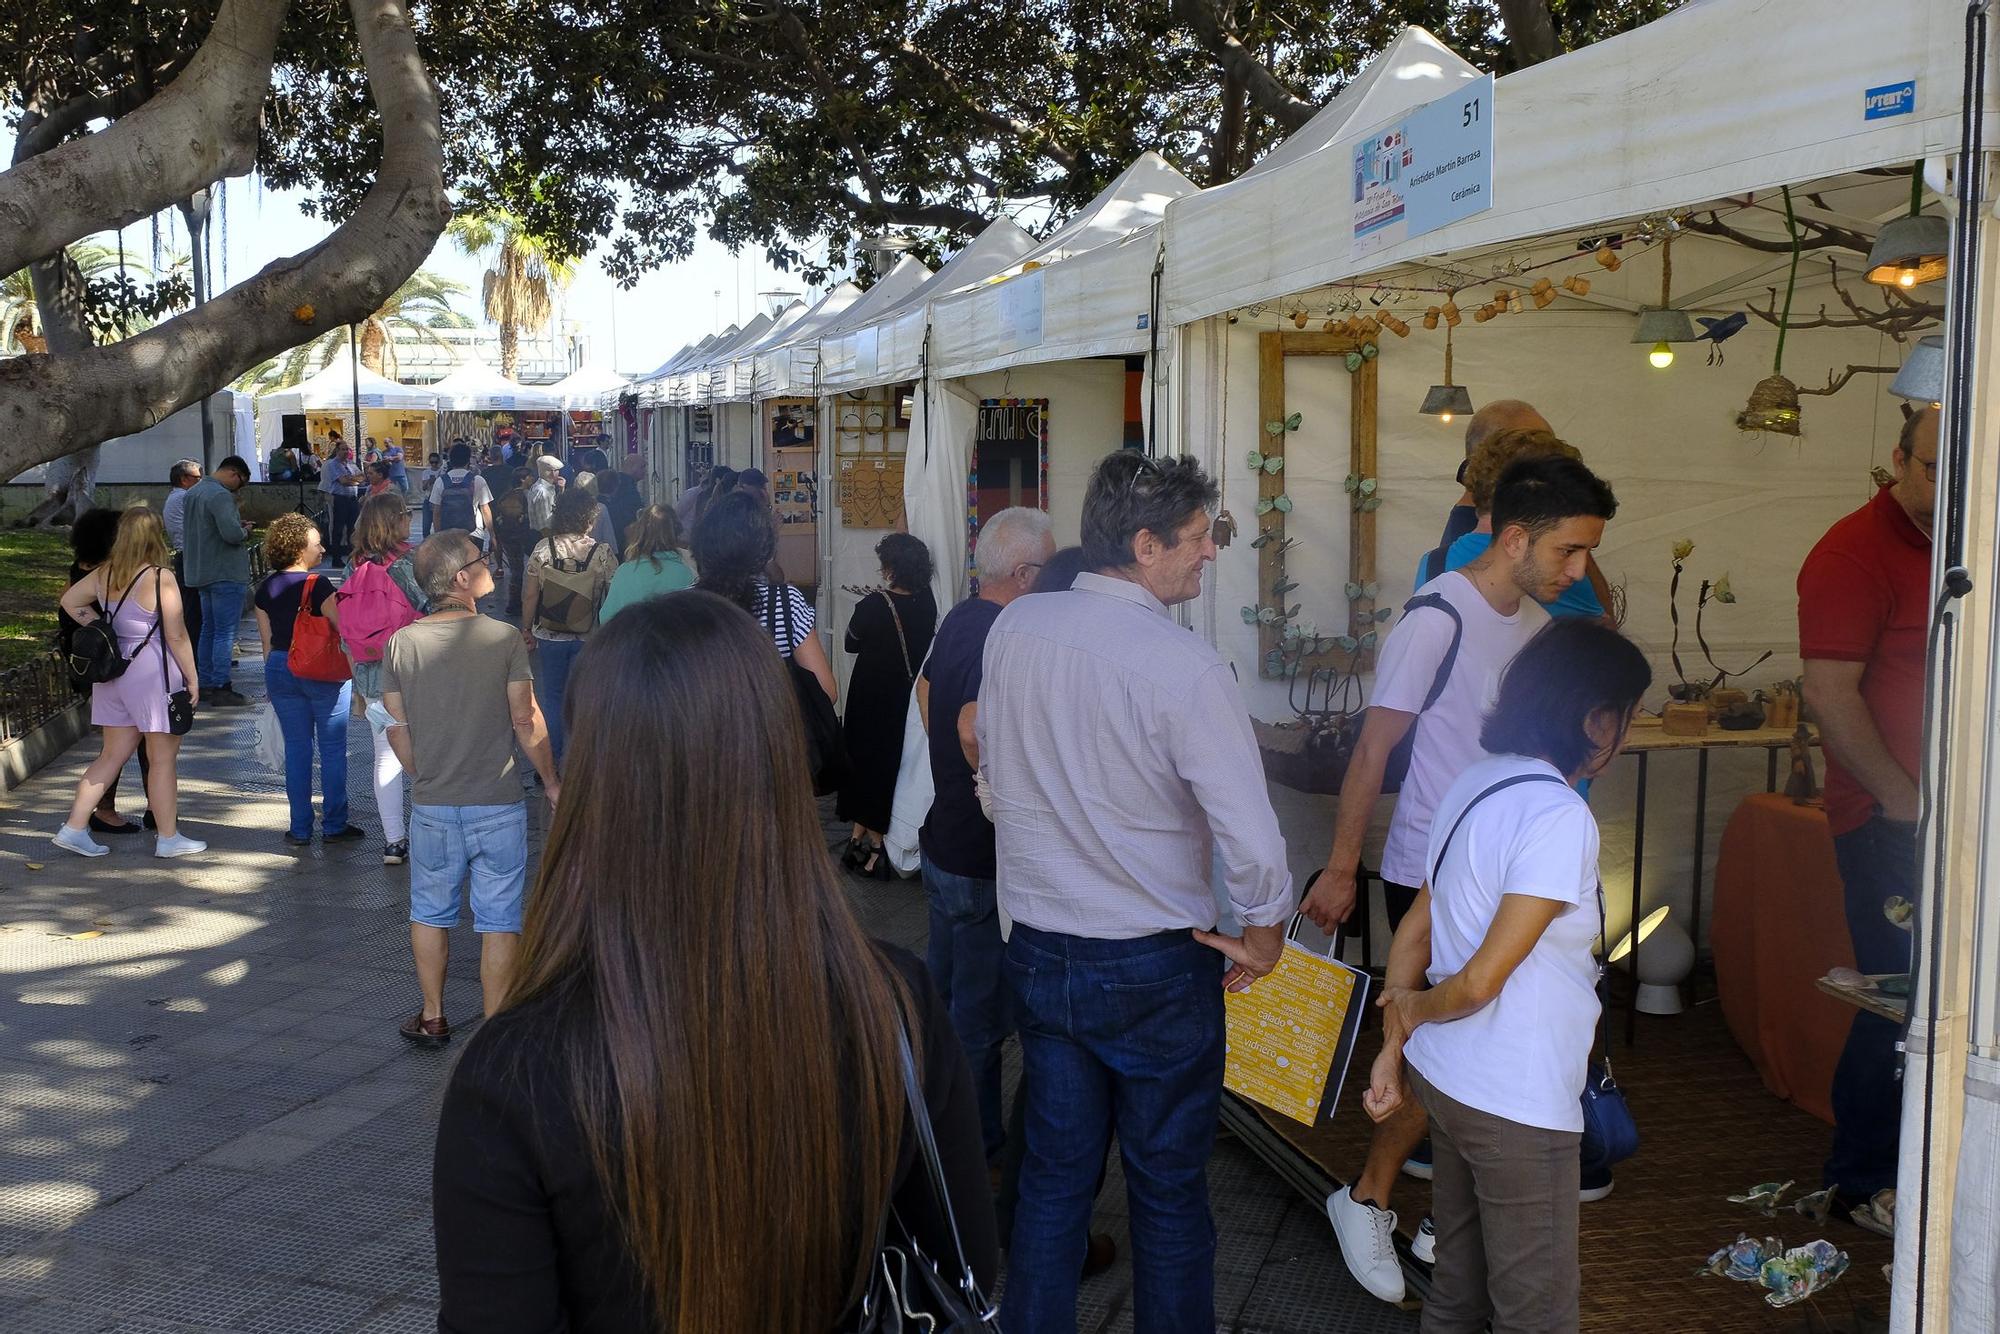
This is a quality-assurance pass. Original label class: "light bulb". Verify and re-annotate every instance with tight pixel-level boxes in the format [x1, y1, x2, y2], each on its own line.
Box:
[1898, 269, 1917, 288]
[1439, 411, 1454, 424]
[1648, 341, 1675, 369]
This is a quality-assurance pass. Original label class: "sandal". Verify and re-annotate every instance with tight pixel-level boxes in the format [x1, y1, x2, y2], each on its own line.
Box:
[840, 837, 870, 871]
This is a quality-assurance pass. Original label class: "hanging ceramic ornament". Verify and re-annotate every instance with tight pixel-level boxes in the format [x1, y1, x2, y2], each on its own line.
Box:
[1423, 307, 1441, 330]
[1595, 243, 1622, 271]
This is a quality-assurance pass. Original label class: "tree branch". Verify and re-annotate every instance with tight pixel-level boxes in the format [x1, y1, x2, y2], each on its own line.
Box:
[1172, 0, 1318, 133]
[0, 0, 450, 476]
[0, 0, 288, 279]
[773, 7, 886, 216]
[892, 41, 1079, 173]
[833, 189, 990, 234]
[1683, 209, 1873, 256]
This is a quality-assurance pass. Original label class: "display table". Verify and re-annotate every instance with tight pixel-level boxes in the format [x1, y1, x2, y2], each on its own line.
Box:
[1710, 793, 1856, 1125]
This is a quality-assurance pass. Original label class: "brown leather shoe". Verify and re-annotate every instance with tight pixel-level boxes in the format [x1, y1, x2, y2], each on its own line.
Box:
[1082, 1232, 1117, 1279]
[399, 1012, 450, 1047]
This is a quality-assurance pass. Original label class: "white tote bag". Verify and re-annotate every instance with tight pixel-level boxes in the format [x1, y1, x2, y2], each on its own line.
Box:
[252, 701, 285, 773]
[883, 658, 934, 877]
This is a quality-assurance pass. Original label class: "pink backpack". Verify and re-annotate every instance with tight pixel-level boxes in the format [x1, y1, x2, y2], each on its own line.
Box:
[336, 559, 419, 663]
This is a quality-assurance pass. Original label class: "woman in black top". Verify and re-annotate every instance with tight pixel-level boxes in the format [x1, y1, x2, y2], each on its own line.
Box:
[432, 590, 996, 1332]
[837, 533, 938, 876]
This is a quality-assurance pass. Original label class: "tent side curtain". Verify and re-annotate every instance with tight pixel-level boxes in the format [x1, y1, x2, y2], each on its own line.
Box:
[927, 226, 1164, 380]
[1163, 0, 1979, 325]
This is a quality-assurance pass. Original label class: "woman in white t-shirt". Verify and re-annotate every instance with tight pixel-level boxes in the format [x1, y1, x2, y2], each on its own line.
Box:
[1362, 619, 1651, 1334]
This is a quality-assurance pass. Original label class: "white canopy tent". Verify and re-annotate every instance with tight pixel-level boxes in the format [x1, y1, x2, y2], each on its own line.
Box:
[905, 152, 1198, 608]
[1153, 3, 1998, 1326]
[715, 304, 808, 405]
[754, 282, 866, 400]
[546, 363, 629, 409]
[426, 361, 561, 412]
[253, 361, 438, 471]
[817, 223, 1035, 394]
[669, 327, 737, 407]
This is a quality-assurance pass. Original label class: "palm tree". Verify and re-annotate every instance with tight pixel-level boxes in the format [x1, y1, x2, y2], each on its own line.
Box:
[1, 241, 141, 354]
[237, 269, 472, 392]
[447, 211, 577, 379]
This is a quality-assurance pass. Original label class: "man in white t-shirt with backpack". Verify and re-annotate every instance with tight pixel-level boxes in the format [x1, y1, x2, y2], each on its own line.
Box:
[428, 442, 494, 548]
[1303, 451, 1618, 1304]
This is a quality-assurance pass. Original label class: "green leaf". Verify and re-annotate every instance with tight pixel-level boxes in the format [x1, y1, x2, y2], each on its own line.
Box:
[1361, 630, 1379, 649]
[1343, 581, 1362, 600]
[1284, 412, 1303, 431]
[1273, 578, 1299, 597]
[1286, 603, 1301, 619]
[1262, 455, 1285, 474]
[1344, 351, 1363, 372]
[1264, 419, 1286, 436]
[1255, 497, 1275, 515]
[1364, 582, 1380, 598]
[1358, 477, 1377, 495]
[1336, 635, 1359, 653]
[1273, 494, 1293, 513]
[1359, 496, 1382, 512]
[1250, 530, 1275, 549]
[1373, 606, 1393, 622]
[1240, 606, 1260, 624]
[1361, 342, 1379, 361]
[1246, 450, 1265, 469]
[1257, 606, 1280, 624]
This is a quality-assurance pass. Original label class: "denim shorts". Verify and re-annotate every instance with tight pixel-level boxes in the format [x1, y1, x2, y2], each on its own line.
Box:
[410, 802, 529, 933]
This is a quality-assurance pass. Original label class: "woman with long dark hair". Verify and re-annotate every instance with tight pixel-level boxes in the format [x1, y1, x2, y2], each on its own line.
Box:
[837, 533, 937, 877]
[432, 591, 996, 1330]
[691, 490, 837, 703]
[1363, 618, 1651, 1333]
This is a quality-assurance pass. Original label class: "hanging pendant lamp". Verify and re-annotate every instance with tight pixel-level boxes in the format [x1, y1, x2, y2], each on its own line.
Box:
[1890, 334, 1945, 404]
[1632, 236, 1697, 369]
[1866, 164, 1949, 288]
[1419, 321, 1473, 422]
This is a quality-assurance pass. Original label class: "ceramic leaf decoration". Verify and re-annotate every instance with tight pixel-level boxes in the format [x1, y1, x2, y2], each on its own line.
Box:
[1361, 630, 1378, 650]
[1361, 342, 1379, 361]
[1256, 497, 1275, 515]
[1264, 419, 1287, 437]
[1373, 606, 1393, 622]
[1273, 494, 1292, 513]
[1343, 474, 1359, 494]
[1359, 496, 1382, 512]
[1257, 606, 1280, 624]
[1285, 412, 1302, 431]
[1345, 351, 1363, 372]
[1251, 530, 1277, 549]
[1336, 634, 1359, 652]
[1247, 450, 1266, 469]
[1728, 1181, 1794, 1217]
[1273, 578, 1299, 597]
[1344, 581, 1362, 599]
[1359, 478, 1377, 495]
[1263, 455, 1285, 474]
[1241, 606, 1260, 624]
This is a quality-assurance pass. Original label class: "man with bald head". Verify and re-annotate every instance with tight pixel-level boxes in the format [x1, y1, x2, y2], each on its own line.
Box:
[1798, 404, 1937, 1223]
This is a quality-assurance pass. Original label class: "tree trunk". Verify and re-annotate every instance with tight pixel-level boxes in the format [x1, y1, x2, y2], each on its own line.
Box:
[0, 0, 287, 282]
[1172, 0, 1318, 133]
[359, 319, 388, 373]
[14, 200, 98, 527]
[498, 323, 518, 380]
[1496, 0, 1562, 67]
[0, 0, 451, 481]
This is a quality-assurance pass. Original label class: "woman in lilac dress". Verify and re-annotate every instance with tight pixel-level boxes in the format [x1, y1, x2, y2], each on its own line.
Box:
[53, 507, 204, 859]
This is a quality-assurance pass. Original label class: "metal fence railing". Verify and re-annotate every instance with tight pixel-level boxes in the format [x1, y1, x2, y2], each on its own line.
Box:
[0, 650, 74, 749]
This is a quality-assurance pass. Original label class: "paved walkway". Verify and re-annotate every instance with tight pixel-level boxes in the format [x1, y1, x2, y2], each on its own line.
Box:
[0, 615, 1411, 1333]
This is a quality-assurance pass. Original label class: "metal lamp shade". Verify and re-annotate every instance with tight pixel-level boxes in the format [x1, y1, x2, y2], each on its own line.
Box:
[1419, 384, 1474, 417]
[1865, 214, 1950, 287]
[1891, 335, 1945, 403]
[1631, 307, 1698, 344]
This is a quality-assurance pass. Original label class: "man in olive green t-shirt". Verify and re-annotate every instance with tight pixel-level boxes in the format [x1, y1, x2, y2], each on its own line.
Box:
[382, 531, 559, 1048]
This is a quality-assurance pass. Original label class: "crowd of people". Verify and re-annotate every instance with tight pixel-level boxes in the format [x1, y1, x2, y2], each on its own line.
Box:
[38, 392, 1933, 1333]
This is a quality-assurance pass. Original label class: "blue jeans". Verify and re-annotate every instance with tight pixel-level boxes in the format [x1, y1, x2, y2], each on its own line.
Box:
[532, 636, 585, 766]
[265, 651, 352, 839]
[1004, 925, 1225, 1334]
[410, 802, 529, 933]
[1826, 815, 1917, 1197]
[196, 581, 247, 690]
[921, 858, 1010, 1160]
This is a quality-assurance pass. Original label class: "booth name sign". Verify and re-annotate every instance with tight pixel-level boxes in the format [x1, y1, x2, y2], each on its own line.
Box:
[1350, 74, 1495, 259]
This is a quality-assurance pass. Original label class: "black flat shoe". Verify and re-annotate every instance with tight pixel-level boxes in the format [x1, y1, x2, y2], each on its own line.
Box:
[88, 814, 142, 836]
[840, 838, 869, 871]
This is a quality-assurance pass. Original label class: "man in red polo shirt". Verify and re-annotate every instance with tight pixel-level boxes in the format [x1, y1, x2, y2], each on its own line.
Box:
[1797, 404, 1936, 1226]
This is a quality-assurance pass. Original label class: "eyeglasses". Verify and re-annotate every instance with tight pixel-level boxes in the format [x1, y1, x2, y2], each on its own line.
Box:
[1123, 454, 1163, 491]
[1915, 457, 1939, 481]
[448, 549, 496, 582]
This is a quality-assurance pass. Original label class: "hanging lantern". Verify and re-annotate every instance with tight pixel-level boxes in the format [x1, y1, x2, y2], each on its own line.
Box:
[1632, 236, 1697, 369]
[1736, 374, 1802, 436]
[1419, 323, 1474, 424]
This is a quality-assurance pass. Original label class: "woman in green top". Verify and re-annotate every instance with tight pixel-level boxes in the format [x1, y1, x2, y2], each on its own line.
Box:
[599, 504, 695, 622]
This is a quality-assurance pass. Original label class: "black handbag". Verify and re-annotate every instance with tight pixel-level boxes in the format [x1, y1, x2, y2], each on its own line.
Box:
[1430, 772, 1639, 1168]
[161, 572, 194, 736]
[846, 1024, 999, 1333]
[767, 582, 849, 796]
[65, 570, 156, 687]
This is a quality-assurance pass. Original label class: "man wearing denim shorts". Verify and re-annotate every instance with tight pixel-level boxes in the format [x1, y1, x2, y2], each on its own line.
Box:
[381, 530, 559, 1047]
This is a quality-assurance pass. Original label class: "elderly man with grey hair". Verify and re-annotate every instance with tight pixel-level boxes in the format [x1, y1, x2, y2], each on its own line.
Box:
[979, 453, 1292, 1330]
[912, 504, 1055, 1171]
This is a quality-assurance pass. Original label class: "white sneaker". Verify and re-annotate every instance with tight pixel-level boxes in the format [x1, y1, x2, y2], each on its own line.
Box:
[1328, 1186, 1405, 1303]
[153, 833, 207, 859]
[53, 825, 109, 858]
[1411, 1214, 1436, 1265]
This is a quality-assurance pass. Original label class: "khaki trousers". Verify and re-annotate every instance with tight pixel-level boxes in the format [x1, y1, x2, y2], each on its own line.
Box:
[1408, 1062, 1582, 1334]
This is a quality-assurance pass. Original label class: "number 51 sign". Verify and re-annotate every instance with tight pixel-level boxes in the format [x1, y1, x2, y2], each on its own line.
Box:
[1350, 73, 1495, 259]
